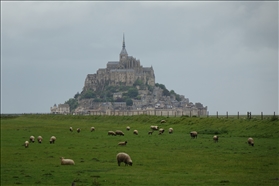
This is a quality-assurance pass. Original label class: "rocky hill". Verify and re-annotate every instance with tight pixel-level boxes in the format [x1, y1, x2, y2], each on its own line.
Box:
[60, 36, 207, 116]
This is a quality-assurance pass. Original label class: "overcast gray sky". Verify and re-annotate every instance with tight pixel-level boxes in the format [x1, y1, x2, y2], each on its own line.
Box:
[1, 1, 278, 115]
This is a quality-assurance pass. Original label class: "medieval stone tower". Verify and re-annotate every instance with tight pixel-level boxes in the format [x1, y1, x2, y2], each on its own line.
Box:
[83, 35, 155, 92]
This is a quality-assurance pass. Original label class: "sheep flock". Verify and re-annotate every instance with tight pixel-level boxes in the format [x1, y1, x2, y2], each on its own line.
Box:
[22, 118, 256, 168]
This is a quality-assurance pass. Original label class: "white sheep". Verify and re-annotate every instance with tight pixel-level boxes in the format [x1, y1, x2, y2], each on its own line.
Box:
[77, 128, 81, 133]
[150, 126, 159, 130]
[168, 128, 173, 134]
[37, 136, 43, 143]
[133, 130, 138, 135]
[50, 136, 56, 144]
[115, 130, 124, 136]
[90, 127, 95, 132]
[29, 136, 35, 143]
[213, 135, 218, 142]
[126, 126, 130, 131]
[159, 128, 165, 135]
[248, 137, 254, 146]
[118, 141, 127, 146]
[190, 131, 198, 139]
[24, 141, 29, 148]
[108, 131, 116, 136]
[60, 157, 75, 165]
[160, 120, 166, 124]
[116, 152, 132, 166]
[69, 127, 73, 132]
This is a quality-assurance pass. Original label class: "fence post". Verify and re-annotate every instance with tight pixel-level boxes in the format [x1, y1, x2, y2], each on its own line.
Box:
[216, 111, 218, 118]
[237, 111, 239, 119]
[226, 111, 228, 119]
[274, 112, 276, 117]
[261, 112, 263, 120]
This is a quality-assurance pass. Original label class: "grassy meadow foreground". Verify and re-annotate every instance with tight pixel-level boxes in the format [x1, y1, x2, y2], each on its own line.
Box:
[1, 114, 278, 186]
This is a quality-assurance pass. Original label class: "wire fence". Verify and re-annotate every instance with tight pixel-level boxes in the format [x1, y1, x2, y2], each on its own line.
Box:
[209, 111, 278, 120]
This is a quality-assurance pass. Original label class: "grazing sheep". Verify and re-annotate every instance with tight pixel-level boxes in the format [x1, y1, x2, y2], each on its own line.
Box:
[190, 131, 198, 139]
[150, 126, 159, 130]
[29, 136, 35, 143]
[126, 126, 130, 131]
[160, 120, 166, 124]
[49, 136, 56, 144]
[77, 128, 81, 133]
[60, 157, 75, 165]
[108, 131, 116, 136]
[69, 127, 73, 132]
[24, 141, 29, 148]
[159, 128, 165, 135]
[148, 131, 153, 135]
[118, 141, 127, 146]
[133, 130, 138, 135]
[116, 152, 132, 166]
[37, 136, 43, 143]
[91, 127, 95, 132]
[213, 135, 218, 143]
[169, 128, 173, 134]
[248, 137, 254, 146]
[115, 130, 125, 136]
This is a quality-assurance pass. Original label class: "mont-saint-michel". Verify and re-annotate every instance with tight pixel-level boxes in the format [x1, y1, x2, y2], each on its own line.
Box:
[51, 36, 207, 116]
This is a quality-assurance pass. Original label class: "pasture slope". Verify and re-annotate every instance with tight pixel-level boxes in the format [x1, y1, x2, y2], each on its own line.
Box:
[1, 114, 278, 186]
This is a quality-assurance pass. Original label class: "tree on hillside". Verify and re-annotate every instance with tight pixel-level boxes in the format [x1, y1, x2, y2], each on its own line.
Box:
[65, 98, 78, 112]
[126, 99, 133, 106]
[127, 87, 138, 98]
[80, 90, 96, 99]
[74, 92, 80, 99]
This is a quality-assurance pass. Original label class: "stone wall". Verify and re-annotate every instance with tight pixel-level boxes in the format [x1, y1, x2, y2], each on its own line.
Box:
[87, 108, 207, 117]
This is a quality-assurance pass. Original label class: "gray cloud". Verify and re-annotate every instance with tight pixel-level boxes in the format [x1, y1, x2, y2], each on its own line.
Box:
[1, 1, 278, 114]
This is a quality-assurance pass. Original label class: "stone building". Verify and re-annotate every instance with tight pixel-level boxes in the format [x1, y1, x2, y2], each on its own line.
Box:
[50, 104, 70, 114]
[83, 35, 155, 92]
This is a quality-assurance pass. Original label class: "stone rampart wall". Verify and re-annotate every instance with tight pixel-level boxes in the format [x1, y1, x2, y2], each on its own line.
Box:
[87, 108, 207, 117]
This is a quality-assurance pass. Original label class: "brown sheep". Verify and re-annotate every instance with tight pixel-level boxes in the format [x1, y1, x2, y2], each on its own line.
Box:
[213, 135, 218, 143]
[148, 131, 153, 135]
[77, 128, 81, 133]
[190, 131, 198, 139]
[248, 137, 254, 146]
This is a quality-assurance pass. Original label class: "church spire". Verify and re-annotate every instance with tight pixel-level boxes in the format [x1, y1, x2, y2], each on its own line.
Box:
[120, 33, 128, 60]
[122, 33, 125, 49]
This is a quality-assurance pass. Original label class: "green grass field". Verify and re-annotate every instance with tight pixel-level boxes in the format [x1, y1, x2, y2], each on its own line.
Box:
[1, 114, 278, 186]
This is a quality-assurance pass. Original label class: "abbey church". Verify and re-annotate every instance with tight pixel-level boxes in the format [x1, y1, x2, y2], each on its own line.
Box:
[83, 35, 155, 92]
[51, 35, 208, 116]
